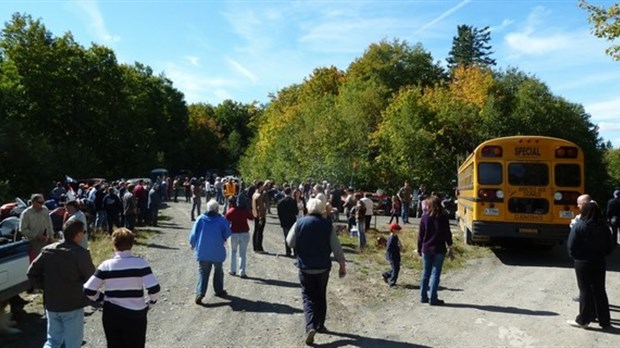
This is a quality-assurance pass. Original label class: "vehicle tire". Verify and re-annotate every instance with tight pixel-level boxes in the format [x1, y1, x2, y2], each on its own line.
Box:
[464, 228, 473, 246]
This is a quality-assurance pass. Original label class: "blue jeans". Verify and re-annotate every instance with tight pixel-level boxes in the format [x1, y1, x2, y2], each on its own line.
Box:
[196, 260, 224, 296]
[95, 210, 108, 231]
[356, 221, 366, 248]
[44, 308, 84, 348]
[229, 232, 250, 276]
[420, 252, 446, 302]
[401, 202, 410, 222]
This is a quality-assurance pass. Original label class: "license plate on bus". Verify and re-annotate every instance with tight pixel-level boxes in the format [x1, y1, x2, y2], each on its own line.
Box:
[519, 228, 538, 234]
[559, 211, 574, 219]
[484, 208, 499, 216]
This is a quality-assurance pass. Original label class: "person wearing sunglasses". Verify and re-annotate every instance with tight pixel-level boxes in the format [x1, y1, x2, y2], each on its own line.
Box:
[19, 193, 54, 260]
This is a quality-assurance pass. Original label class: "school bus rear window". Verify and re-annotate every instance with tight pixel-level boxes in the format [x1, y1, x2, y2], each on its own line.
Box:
[508, 163, 548, 186]
[478, 163, 502, 185]
[555, 164, 581, 187]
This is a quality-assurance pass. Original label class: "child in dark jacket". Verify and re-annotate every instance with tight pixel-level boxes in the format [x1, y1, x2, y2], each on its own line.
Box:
[382, 222, 402, 287]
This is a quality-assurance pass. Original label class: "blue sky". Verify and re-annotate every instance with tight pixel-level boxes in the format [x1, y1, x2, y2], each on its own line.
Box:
[1, 0, 619, 146]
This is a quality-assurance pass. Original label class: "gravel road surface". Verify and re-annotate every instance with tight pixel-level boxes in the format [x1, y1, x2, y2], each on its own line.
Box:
[5, 200, 620, 347]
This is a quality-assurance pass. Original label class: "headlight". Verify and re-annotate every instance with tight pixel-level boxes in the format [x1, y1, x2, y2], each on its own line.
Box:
[554, 192, 562, 201]
[496, 190, 504, 199]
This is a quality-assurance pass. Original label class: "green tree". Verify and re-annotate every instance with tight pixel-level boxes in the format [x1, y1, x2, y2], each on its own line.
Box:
[604, 147, 620, 189]
[446, 25, 496, 69]
[579, 0, 620, 60]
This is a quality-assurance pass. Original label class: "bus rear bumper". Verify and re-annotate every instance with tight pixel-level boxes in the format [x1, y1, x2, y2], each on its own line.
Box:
[471, 221, 569, 243]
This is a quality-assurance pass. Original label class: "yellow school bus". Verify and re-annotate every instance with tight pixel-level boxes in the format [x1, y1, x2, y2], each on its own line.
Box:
[456, 136, 583, 245]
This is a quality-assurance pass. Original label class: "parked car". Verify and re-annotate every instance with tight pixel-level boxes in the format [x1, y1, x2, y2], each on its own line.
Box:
[126, 178, 152, 187]
[0, 216, 20, 239]
[370, 191, 391, 216]
[0, 197, 27, 221]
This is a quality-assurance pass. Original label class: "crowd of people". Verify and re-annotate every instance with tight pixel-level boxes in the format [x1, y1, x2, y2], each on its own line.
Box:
[3, 176, 620, 346]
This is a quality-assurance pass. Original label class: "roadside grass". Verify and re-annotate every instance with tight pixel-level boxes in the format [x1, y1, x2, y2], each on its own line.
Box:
[87, 215, 167, 265]
[337, 221, 491, 298]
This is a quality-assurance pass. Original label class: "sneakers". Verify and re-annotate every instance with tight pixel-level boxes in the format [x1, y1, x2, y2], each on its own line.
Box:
[215, 290, 228, 298]
[567, 320, 588, 329]
[240, 274, 248, 279]
[316, 326, 329, 333]
[229, 271, 236, 276]
[195, 295, 203, 305]
[305, 329, 316, 345]
[429, 299, 445, 306]
[420, 298, 429, 303]
[381, 274, 389, 284]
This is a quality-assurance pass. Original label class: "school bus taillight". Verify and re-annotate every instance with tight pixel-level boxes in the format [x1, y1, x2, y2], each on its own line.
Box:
[555, 146, 578, 158]
[554, 191, 581, 204]
[481, 146, 502, 157]
[478, 189, 504, 201]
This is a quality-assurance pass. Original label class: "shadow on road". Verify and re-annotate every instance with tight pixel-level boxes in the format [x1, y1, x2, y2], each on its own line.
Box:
[4, 311, 46, 348]
[243, 275, 299, 289]
[134, 241, 180, 250]
[154, 222, 187, 231]
[402, 284, 463, 292]
[492, 245, 620, 272]
[438, 302, 558, 316]
[200, 294, 303, 314]
[318, 330, 431, 348]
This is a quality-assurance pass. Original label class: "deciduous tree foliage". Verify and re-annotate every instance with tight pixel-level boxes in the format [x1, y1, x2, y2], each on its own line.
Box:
[1, 13, 610, 201]
[0, 13, 258, 196]
[579, 0, 620, 60]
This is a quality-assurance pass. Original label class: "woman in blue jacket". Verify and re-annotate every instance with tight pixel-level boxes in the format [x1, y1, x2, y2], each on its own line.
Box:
[189, 199, 232, 304]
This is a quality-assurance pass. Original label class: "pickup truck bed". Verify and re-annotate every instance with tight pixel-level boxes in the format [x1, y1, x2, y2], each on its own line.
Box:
[0, 240, 30, 302]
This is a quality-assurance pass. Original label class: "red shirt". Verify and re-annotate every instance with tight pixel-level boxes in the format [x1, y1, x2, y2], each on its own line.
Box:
[225, 207, 254, 233]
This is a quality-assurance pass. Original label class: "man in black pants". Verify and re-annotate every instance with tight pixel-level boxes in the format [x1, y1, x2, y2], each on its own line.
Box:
[286, 198, 346, 345]
[251, 181, 267, 253]
[277, 187, 298, 257]
[606, 189, 620, 246]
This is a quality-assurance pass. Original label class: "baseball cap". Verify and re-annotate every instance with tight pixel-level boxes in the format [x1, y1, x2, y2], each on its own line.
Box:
[389, 222, 402, 232]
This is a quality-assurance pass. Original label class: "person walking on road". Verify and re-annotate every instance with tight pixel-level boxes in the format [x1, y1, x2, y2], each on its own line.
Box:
[84, 228, 160, 348]
[225, 197, 254, 278]
[190, 199, 232, 304]
[566, 201, 614, 329]
[277, 187, 298, 257]
[286, 198, 346, 345]
[418, 195, 454, 306]
[27, 219, 95, 348]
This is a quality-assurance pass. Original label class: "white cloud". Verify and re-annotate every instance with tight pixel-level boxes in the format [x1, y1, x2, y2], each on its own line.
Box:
[163, 62, 239, 104]
[227, 58, 259, 84]
[504, 6, 574, 56]
[598, 122, 620, 133]
[585, 97, 620, 121]
[413, 0, 472, 36]
[490, 19, 514, 33]
[76, 1, 120, 43]
[184, 56, 200, 67]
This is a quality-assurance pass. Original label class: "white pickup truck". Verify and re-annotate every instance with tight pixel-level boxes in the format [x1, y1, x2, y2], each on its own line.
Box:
[0, 216, 30, 302]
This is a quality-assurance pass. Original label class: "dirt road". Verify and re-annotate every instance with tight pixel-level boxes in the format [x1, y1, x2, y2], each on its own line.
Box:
[5, 201, 620, 347]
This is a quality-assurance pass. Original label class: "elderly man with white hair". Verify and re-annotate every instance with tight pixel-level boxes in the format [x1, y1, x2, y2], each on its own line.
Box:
[286, 198, 346, 345]
[189, 199, 232, 304]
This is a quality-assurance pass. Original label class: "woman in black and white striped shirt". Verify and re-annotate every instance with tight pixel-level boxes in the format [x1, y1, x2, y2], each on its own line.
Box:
[84, 228, 160, 348]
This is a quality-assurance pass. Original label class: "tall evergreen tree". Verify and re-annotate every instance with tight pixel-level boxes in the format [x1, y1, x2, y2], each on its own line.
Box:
[446, 25, 496, 69]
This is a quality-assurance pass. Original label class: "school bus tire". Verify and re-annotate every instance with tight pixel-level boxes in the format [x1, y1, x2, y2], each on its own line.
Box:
[464, 228, 473, 246]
